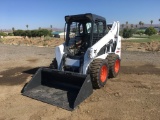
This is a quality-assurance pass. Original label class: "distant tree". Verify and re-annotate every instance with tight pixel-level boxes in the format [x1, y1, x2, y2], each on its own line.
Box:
[135, 25, 138, 28]
[145, 27, 157, 36]
[122, 28, 133, 38]
[131, 24, 133, 29]
[31, 30, 38, 37]
[141, 22, 144, 27]
[50, 25, 53, 31]
[121, 24, 124, 28]
[39, 27, 41, 30]
[0, 32, 7, 36]
[126, 21, 128, 28]
[12, 27, 15, 32]
[13, 30, 25, 36]
[8, 33, 14, 36]
[150, 20, 153, 26]
[139, 21, 142, 28]
[25, 30, 31, 37]
[159, 19, 160, 24]
[26, 25, 29, 30]
[37, 29, 52, 37]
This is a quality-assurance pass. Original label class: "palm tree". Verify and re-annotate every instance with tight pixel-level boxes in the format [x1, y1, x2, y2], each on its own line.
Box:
[126, 21, 128, 28]
[135, 25, 138, 28]
[50, 25, 52, 29]
[139, 21, 142, 28]
[150, 20, 153, 26]
[12, 27, 15, 32]
[131, 24, 133, 29]
[26, 24, 29, 30]
[159, 19, 160, 25]
[121, 24, 124, 28]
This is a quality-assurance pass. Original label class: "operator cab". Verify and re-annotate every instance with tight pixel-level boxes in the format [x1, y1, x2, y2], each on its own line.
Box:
[63, 13, 106, 72]
[64, 13, 106, 56]
[65, 15, 92, 56]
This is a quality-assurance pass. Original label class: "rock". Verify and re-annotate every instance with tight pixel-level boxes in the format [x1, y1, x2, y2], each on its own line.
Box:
[114, 92, 122, 97]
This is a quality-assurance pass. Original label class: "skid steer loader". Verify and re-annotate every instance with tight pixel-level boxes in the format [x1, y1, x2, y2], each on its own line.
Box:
[22, 13, 121, 110]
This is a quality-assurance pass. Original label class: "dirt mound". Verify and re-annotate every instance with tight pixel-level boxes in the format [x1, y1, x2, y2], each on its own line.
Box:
[141, 41, 160, 51]
[122, 41, 160, 52]
[122, 42, 145, 52]
[1, 37, 64, 47]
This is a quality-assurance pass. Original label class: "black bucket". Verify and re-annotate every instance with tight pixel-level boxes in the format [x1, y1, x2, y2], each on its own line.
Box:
[21, 67, 93, 110]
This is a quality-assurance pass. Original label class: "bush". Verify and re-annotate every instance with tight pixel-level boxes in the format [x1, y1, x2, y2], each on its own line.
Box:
[122, 28, 133, 38]
[119, 30, 123, 36]
[31, 30, 38, 37]
[25, 30, 32, 37]
[13, 29, 52, 37]
[136, 31, 145, 35]
[13, 30, 24, 36]
[0, 32, 7, 36]
[8, 33, 14, 36]
[145, 27, 157, 36]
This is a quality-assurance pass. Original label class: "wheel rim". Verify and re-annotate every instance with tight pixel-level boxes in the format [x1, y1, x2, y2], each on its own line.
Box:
[100, 65, 108, 82]
[114, 59, 120, 73]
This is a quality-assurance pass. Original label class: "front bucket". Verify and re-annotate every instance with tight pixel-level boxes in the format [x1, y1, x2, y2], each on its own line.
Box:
[22, 67, 93, 110]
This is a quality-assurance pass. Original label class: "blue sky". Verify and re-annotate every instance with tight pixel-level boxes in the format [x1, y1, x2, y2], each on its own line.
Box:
[0, 0, 160, 30]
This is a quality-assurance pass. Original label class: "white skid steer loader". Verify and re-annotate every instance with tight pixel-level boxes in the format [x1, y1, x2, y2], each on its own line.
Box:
[22, 13, 121, 111]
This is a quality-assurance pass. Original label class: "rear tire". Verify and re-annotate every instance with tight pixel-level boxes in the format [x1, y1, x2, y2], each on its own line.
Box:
[90, 59, 109, 89]
[107, 54, 120, 78]
[49, 58, 57, 69]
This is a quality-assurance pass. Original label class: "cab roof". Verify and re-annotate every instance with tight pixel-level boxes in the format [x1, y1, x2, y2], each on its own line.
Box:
[65, 13, 106, 23]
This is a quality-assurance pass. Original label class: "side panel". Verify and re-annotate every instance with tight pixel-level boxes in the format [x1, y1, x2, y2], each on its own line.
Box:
[82, 22, 121, 74]
[115, 36, 121, 59]
[55, 44, 64, 70]
[83, 48, 94, 74]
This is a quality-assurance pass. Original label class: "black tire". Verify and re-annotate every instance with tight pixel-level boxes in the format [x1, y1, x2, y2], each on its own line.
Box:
[49, 58, 57, 69]
[90, 59, 109, 89]
[107, 54, 120, 78]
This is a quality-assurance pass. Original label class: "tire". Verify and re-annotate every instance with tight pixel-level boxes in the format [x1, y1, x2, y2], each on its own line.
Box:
[107, 54, 120, 78]
[49, 58, 57, 69]
[90, 59, 109, 89]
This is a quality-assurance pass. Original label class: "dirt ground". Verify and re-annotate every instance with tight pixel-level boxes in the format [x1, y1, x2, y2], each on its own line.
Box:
[0, 41, 160, 120]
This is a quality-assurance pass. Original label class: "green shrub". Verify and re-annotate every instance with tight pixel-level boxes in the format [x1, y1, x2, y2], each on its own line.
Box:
[37, 29, 52, 37]
[136, 31, 145, 35]
[31, 30, 38, 37]
[119, 30, 123, 36]
[145, 27, 157, 36]
[122, 28, 133, 38]
[25, 30, 32, 37]
[13, 30, 24, 36]
[0, 32, 7, 36]
[13, 29, 52, 37]
[8, 33, 14, 36]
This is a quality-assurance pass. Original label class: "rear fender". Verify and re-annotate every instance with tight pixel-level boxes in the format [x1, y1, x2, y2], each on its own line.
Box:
[95, 53, 108, 59]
